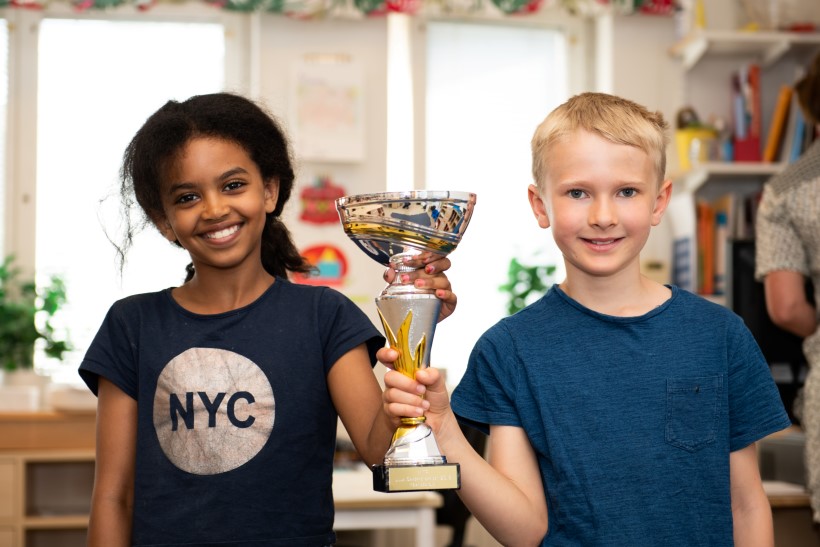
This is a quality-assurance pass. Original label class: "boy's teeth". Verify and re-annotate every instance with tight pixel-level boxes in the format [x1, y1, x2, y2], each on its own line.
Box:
[207, 225, 239, 239]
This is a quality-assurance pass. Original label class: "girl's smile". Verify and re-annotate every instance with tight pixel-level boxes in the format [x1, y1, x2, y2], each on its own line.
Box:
[157, 137, 278, 277]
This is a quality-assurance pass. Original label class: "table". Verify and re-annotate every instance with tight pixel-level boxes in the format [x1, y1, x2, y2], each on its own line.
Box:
[333, 467, 443, 547]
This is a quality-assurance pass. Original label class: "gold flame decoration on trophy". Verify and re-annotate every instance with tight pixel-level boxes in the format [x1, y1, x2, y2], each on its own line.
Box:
[380, 311, 426, 443]
[336, 190, 476, 493]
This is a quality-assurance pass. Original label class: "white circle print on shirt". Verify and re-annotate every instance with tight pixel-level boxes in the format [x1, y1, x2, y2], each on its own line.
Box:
[153, 347, 275, 475]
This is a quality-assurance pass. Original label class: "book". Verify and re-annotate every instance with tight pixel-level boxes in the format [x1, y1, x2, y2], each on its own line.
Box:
[790, 107, 806, 162]
[697, 200, 715, 295]
[763, 84, 793, 162]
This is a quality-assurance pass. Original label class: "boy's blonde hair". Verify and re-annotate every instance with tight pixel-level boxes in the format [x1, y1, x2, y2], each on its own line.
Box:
[531, 92, 669, 190]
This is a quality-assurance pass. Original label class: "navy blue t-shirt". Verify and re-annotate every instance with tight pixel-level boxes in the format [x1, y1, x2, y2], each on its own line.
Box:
[452, 285, 791, 546]
[79, 278, 383, 547]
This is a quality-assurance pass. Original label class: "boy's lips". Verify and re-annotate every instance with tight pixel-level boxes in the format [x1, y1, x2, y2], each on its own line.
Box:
[583, 237, 621, 245]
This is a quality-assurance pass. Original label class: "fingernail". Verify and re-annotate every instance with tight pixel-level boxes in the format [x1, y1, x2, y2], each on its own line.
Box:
[425, 264, 434, 274]
[401, 274, 410, 283]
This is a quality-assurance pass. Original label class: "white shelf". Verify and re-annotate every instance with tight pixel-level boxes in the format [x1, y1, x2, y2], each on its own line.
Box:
[670, 30, 820, 70]
[671, 161, 785, 193]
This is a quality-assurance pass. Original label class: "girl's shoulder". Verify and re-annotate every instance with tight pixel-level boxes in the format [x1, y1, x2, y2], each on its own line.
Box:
[110, 288, 173, 310]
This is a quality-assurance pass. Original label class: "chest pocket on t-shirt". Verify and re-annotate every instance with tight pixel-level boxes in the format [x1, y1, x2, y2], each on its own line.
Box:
[665, 375, 721, 452]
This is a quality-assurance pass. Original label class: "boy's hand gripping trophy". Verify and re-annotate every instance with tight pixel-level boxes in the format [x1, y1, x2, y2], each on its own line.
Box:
[336, 191, 476, 492]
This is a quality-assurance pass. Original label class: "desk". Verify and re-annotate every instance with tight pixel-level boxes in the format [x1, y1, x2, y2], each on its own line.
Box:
[333, 468, 443, 547]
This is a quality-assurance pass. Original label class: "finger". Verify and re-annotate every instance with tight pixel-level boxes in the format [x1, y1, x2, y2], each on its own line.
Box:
[376, 347, 400, 369]
[383, 369, 425, 394]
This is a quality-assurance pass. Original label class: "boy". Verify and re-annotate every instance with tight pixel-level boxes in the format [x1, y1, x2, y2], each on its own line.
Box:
[383, 92, 790, 546]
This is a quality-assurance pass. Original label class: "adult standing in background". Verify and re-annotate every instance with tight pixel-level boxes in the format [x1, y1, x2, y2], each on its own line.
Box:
[756, 51, 820, 522]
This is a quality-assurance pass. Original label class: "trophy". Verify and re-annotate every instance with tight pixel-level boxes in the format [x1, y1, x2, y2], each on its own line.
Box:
[336, 190, 476, 492]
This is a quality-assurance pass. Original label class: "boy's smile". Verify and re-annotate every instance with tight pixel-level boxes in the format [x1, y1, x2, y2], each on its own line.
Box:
[529, 129, 671, 282]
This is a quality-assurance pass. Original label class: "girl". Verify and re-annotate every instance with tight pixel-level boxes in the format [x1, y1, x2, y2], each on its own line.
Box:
[79, 92, 457, 547]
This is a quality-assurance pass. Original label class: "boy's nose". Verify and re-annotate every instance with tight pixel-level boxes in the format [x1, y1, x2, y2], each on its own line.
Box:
[589, 198, 616, 227]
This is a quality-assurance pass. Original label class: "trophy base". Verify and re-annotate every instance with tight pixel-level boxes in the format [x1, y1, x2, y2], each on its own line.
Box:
[372, 463, 461, 493]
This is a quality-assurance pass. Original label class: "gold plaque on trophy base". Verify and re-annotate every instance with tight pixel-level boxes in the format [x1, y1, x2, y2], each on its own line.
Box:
[372, 463, 461, 492]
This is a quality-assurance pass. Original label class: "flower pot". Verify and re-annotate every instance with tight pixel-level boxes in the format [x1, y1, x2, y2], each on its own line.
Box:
[0, 369, 51, 411]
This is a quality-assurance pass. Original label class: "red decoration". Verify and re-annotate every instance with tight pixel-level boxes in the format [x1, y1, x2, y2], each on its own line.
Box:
[292, 244, 348, 286]
[300, 176, 347, 225]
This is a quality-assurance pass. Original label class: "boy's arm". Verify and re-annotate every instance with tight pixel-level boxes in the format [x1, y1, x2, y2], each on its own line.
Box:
[730, 443, 774, 547]
[384, 367, 548, 546]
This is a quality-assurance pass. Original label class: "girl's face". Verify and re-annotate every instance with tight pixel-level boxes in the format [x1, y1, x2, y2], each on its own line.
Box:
[156, 137, 278, 277]
[528, 129, 671, 282]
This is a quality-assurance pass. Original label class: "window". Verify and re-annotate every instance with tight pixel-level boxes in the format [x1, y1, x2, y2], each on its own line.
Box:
[424, 21, 569, 383]
[30, 16, 227, 381]
[0, 19, 7, 259]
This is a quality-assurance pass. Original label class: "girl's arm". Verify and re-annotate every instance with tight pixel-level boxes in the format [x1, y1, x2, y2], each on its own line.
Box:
[730, 443, 774, 547]
[87, 378, 137, 547]
[384, 367, 549, 546]
[328, 344, 397, 466]
[764, 270, 816, 338]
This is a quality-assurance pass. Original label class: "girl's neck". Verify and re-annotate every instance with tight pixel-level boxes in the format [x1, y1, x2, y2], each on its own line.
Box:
[171, 266, 276, 315]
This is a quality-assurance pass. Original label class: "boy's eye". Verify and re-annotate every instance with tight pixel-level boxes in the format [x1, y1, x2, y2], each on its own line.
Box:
[568, 189, 586, 199]
[225, 180, 245, 191]
[619, 188, 637, 198]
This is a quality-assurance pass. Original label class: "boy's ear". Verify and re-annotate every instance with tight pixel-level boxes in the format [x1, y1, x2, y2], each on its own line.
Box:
[528, 184, 551, 229]
[264, 178, 280, 214]
[651, 179, 673, 227]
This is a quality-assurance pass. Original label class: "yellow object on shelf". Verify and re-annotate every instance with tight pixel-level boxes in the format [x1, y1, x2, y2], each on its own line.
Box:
[675, 128, 717, 170]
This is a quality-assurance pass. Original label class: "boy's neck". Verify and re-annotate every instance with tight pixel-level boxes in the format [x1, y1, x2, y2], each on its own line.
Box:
[559, 272, 670, 317]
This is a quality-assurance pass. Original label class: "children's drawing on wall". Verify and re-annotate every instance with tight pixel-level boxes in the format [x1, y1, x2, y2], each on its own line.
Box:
[289, 54, 365, 162]
[299, 175, 347, 224]
[292, 244, 348, 287]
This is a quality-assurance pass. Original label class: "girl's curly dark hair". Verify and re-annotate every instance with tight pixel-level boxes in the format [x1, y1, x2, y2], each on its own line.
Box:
[118, 92, 312, 281]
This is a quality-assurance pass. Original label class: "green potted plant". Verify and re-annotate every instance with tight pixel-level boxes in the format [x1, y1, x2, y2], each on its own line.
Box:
[0, 255, 70, 376]
[498, 256, 556, 315]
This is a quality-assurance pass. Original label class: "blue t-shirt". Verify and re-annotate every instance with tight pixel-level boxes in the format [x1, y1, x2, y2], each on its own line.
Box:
[79, 279, 383, 547]
[452, 285, 790, 546]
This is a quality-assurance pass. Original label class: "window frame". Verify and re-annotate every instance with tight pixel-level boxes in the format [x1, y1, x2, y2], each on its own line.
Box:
[1, 4, 250, 278]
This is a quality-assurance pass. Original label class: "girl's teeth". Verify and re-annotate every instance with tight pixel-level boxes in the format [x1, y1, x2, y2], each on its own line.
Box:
[207, 226, 239, 239]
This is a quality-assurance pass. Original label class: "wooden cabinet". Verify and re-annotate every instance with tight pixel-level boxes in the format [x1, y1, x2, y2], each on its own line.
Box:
[0, 412, 95, 547]
[666, 30, 820, 298]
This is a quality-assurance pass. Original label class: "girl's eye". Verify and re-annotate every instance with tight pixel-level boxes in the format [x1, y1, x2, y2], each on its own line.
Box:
[568, 189, 586, 199]
[619, 188, 637, 198]
[225, 180, 245, 192]
[175, 193, 198, 205]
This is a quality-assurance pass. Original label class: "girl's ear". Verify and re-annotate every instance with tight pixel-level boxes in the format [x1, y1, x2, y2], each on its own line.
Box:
[151, 214, 177, 243]
[528, 184, 551, 229]
[264, 178, 279, 214]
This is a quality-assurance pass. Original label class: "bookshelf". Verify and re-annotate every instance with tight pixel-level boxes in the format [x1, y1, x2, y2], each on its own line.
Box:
[667, 30, 820, 299]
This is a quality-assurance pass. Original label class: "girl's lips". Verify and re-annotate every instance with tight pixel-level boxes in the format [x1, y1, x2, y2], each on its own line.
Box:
[203, 224, 240, 241]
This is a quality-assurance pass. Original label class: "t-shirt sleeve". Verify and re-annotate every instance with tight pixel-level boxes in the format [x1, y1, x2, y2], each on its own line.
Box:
[755, 184, 808, 281]
[78, 301, 139, 400]
[451, 323, 521, 434]
[318, 288, 384, 373]
[727, 315, 792, 451]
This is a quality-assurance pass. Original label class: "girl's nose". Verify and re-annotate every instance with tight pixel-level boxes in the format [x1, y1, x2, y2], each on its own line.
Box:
[202, 195, 230, 220]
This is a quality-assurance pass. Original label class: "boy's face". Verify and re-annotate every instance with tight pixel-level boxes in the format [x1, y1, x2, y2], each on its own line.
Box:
[528, 129, 671, 281]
